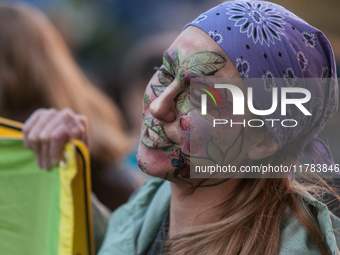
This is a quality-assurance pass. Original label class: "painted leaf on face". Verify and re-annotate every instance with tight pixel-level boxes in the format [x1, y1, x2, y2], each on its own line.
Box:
[175, 91, 193, 114]
[151, 84, 167, 97]
[178, 51, 226, 80]
[163, 56, 172, 74]
[207, 138, 223, 163]
[151, 125, 168, 140]
[164, 48, 181, 76]
[173, 48, 181, 69]
[144, 117, 153, 127]
[222, 130, 243, 166]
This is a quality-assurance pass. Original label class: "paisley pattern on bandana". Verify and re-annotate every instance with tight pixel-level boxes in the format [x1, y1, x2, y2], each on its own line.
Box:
[235, 57, 250, 78]
[262, 71, 275, 91]
[297, 52, 308, 72]
[226, 1, 285, 46]
[208, 31, 223, 44]
[302, 31, 316, 48]
[195, 14, 207, 24]
[283, 68, 297, 87]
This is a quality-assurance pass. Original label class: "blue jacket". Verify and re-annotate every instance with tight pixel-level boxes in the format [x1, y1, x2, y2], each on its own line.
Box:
[98, 178, 340, 255]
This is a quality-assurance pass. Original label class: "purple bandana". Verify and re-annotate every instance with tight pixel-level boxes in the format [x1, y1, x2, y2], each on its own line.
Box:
[184, 1, 338, 166]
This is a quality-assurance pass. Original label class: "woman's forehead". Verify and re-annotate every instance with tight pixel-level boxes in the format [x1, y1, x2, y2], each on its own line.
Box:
[162, 26, 239, 80]
[166, 26, 225, 58]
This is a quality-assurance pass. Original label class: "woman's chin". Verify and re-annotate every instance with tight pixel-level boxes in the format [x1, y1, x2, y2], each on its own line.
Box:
[137, 144, 176, 178]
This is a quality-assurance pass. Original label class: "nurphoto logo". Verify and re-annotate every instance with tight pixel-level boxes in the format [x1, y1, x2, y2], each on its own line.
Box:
[199, 83, 312, 128]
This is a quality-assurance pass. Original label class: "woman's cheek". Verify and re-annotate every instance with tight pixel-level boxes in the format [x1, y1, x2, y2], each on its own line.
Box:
[143, 91, 151, 108]
[142, 84, 155, 110]
[143, 73, 160, 109]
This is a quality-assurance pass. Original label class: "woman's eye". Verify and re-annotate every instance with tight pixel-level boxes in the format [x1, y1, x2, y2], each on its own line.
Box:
[156, 66, 173, 85]
[161, 70, 171, 79]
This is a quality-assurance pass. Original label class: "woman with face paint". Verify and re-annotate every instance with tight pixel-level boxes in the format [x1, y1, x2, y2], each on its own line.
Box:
[23, 1, 340, 254]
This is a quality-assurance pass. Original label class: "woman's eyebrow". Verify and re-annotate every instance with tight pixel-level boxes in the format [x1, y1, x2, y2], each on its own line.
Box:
[163, 50, 178, 75]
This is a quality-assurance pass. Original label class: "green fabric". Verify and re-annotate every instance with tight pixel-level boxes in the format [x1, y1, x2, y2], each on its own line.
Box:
[99, 178, 340, 255]
[0, 139, 61, 255]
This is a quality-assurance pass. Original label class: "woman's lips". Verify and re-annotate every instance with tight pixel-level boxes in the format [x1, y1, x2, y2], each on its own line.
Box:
[141, 126, 174, 149]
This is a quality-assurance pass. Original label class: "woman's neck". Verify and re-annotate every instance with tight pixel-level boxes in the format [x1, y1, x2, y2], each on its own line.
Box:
[168, 179, 241, 238]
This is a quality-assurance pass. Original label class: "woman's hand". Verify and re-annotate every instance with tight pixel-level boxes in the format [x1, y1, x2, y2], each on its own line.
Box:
[23, 108, 90, 170]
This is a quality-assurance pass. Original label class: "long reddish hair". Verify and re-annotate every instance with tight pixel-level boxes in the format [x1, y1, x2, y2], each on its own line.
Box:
[0, 3, 131, 164]
[166, 125, 338, 255]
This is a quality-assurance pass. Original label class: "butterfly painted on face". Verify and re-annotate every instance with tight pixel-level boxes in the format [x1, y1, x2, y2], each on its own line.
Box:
[170, 151, 191, 178]
[180, 117, 192, 131]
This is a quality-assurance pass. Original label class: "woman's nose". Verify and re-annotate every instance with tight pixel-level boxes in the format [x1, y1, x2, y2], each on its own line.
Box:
[149, 84, 178, 122]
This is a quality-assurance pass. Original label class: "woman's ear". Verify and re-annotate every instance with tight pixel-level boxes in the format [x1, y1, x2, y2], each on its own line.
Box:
[247, 132, 279, 160]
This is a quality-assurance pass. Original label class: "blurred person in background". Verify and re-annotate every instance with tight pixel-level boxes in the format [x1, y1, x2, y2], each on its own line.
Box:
[0, 2, 138, 215]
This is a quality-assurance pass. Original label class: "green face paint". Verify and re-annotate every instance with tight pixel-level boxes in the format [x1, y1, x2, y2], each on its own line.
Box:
[137, 29, 248, 188]
[143, 93, 151, 107]
[158, 48, 226, 87]
[154, 47, 226, 114]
